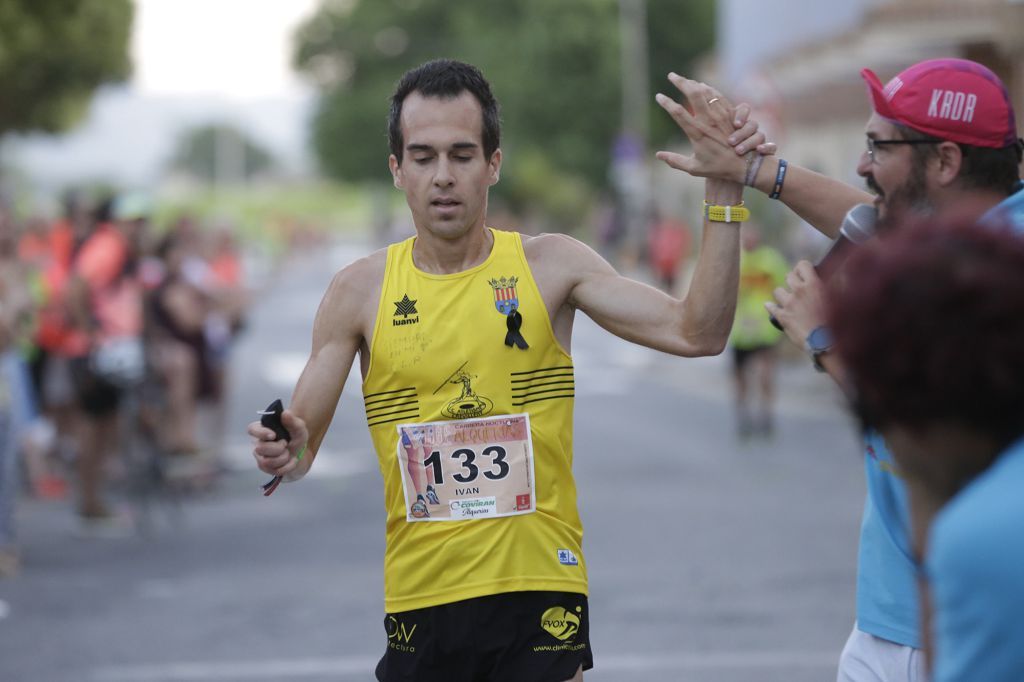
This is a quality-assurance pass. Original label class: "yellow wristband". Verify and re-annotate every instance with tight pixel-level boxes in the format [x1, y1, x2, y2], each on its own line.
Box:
[703, 201, 750, 223]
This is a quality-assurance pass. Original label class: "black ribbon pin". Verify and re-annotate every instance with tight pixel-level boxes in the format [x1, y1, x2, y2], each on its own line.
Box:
[504, 305, 529, 350]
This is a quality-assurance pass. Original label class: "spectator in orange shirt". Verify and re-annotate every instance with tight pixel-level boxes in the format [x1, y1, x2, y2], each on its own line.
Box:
[66, 195, 147, 523]
[25, 193, 94, 478]
[647, 210, 692, 292]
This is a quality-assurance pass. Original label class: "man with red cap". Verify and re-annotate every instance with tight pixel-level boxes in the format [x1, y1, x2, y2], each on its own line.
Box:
[658, 58, 1022, 681]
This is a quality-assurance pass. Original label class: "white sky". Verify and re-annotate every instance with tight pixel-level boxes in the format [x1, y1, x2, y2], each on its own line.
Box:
[11, 0, 323, 189]
[132, 0, 320, 99]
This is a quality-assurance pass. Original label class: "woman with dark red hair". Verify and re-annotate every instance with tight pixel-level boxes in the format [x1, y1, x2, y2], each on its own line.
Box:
[828, 211, 1024, 682]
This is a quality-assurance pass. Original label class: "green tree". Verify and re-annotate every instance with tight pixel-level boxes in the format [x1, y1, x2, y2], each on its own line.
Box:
[0, 0, 133, 136]
[647, 0, 716, 147]
[169, 124, 277, 184]
[293, 0, 713, 224]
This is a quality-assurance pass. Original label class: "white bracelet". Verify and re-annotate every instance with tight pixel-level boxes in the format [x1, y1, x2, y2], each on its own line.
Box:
[745, 154, 764, 188]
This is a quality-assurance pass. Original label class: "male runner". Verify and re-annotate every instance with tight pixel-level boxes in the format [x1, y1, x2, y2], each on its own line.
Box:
[249, 59, 764, 681]
[663, 58, 1023, 681]
[728, 224, 788, 439]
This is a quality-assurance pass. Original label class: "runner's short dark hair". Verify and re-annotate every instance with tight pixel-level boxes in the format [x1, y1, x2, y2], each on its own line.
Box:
[895, 123, 1023, 198]
[830, 206, 1024, 447]
[388, 59, 501, 163]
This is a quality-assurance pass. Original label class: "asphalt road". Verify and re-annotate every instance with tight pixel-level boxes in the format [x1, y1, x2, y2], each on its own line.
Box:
[0, 238, 865, 682]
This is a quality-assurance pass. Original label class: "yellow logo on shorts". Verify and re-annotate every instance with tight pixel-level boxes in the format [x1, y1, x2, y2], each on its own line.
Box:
[385, 616, 417, 653]
[540, 606, 581, 642]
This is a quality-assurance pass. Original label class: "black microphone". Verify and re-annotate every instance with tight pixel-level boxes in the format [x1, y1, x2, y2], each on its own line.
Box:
[769, 203, 877, 330]
[814, 203, 877, 279]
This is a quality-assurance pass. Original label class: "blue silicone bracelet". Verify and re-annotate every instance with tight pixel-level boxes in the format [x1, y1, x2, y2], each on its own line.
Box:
[769, 158, 788, 200]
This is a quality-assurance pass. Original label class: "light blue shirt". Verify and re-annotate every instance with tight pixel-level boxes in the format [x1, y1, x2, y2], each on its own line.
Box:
[853, 181, 1024, 650]
[984, 181, 1024, 231]
[856, 431, 920, 648]
[927, 438, 1024, 681]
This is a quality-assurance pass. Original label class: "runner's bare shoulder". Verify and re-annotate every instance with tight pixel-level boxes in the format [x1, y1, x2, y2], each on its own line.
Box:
[316, 247, 388, 339]
[522, 232, 610, 285]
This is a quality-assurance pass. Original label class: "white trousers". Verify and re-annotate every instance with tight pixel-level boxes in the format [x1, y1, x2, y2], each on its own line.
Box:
[837, 624, 925, 682]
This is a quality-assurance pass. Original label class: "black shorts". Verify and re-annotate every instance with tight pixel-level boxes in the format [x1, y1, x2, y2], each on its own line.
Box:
[375, 591, 592, 682]
[70, 357, 123, 417]
[732, 343, 777, 371]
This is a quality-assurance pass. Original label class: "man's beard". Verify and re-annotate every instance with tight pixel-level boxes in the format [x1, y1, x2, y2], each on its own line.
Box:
[868, 163, 934, 233]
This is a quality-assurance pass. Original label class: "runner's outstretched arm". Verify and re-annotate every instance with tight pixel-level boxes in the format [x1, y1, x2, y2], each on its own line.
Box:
[526, 76, 742, 357]
[533, 187, 739, 358]
[249, 255, 379, 482]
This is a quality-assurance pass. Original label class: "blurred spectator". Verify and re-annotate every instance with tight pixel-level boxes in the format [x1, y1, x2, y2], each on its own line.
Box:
[205, 225, 249, 341]
[148, 222, 248, 460]
[21, 191, 95, 496]
[0, 207, 39, 575]
[168, 213, 203, 257]
[830, 211, 1024, 681]
[148, 231, 209, 455]
[65, 194, 147, 523]
[594, 194, 626, 262]
[728, 224, 788, 439]
[646, 209, 691, 292]
[202, 225, 248, 451]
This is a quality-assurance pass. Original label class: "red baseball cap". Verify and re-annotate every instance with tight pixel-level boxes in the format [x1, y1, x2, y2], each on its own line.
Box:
[861, 58, 1018, 149]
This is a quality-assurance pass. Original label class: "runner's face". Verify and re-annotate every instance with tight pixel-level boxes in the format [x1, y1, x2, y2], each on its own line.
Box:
[389, 92, 501, 242]
[856, 114, 933, 229]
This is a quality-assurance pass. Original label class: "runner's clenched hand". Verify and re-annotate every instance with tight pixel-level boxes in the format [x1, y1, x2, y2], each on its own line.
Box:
[249, 409, 309, 479]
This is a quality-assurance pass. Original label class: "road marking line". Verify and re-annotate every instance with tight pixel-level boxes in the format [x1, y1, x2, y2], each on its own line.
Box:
[600, 651, 837, 669]
[93, 650, 837, 680]
[93, 658, 376, 681]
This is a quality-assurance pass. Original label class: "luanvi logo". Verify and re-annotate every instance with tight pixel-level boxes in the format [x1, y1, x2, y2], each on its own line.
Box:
[393, 294, 419, 327]
[540, 606, 582, 642]
[385, 615, 418, 653]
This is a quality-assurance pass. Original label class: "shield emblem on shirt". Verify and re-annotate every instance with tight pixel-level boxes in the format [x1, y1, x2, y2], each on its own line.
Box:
[489, 276, 519, 315]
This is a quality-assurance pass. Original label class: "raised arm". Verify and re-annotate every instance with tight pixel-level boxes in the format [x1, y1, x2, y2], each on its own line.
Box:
[249, 255, 381, 482]
[657, 75, 873, 238]
[527, 225, 734, 357]
[748, 157, 873, 239]
[526, 76, 743, 357]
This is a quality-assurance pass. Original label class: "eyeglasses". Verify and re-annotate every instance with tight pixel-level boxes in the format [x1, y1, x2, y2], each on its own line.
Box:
[865, 137, 939, 163]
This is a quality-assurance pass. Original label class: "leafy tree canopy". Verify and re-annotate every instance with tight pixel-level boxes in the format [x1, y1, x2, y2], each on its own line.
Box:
[0, 0, 133, 136]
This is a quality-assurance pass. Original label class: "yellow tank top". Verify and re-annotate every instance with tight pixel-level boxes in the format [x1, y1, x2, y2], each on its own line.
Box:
[363, 228, 587, 612]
